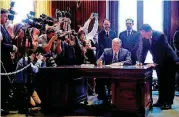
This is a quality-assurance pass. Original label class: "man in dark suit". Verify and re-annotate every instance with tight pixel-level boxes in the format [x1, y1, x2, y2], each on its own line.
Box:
[138, 24, 179, 110]
[1, 8, 18, 110]
[119, 18, 137, 64]
[173, 30, 179, 91]
[95, 38, 132, 104]
[97, 19, 116, 59]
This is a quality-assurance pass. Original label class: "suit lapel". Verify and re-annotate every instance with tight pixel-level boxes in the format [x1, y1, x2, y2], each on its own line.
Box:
[110, 49, 113, 63]
[118, 49, 122, 62]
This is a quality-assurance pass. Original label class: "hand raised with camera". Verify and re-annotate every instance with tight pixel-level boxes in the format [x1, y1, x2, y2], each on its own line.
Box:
[52, 35, 58, 41]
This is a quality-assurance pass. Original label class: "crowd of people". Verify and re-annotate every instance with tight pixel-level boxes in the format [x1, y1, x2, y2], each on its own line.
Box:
[1, 7, 179, 113]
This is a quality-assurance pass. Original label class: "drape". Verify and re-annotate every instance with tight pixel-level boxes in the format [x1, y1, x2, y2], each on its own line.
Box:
[0, 0, 11, 9]
[108, 1, 119, 36]
[34, 0, 52, 17]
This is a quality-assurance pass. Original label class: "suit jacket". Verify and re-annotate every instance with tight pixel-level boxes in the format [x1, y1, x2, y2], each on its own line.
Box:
[173, 30, 179, 57]
[138, 31, 179, 64]
[97, 29, 116, 59]
[0, 25, 14, 72]
[119, 30, 137, 64]
[119, 30, 137, 50]
[98, 48, 132, 65]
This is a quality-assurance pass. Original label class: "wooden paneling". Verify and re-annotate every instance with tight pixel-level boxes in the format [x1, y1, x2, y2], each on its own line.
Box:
[51, 1, 100, 31]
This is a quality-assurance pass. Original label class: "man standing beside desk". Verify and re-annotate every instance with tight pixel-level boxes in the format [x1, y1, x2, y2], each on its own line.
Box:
[96, 38, 132, 104]
[137, 24, 178, 110]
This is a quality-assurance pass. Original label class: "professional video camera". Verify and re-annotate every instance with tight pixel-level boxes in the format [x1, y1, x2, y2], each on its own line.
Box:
[38, 14, 55, 26]
[8, 1, 16, 21]
[22, 12, 55, 30]
[22, 15, 44, 30]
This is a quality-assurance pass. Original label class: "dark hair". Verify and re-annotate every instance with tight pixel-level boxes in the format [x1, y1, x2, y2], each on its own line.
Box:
[1, 8, 8, 15]
[46, 26, 55, 34]
[13, 23, 24, 37]
[140, 24, 152, 32]
[103, 19, 110, 23]
[78, 30, 85, 36]
[126, 18, 134, 23]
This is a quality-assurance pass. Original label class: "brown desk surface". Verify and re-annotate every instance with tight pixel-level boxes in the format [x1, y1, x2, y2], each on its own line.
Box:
[39, 65, 152, 79]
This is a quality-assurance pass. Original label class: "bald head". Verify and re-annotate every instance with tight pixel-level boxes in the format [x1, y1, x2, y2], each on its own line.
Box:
[112, 38, 122, 52]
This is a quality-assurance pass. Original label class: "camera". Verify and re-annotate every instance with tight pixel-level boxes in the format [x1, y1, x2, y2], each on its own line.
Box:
[8, 1, 16, 21]
[93, 13, 98, 18]
[39, 14, 55, 26]
[42, 53, 57, 67]
[55, 9, 71, 19]
[56, 9, 63, 19]
[22, 13, 55, 30]
[71, 30, 78, 36]
[22, 18, 44, 30]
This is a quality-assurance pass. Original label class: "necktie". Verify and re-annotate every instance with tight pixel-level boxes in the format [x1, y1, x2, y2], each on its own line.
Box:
[106, 31, 109, 37]
[113, 52, 118, 63]
[127, 30, 130, 36]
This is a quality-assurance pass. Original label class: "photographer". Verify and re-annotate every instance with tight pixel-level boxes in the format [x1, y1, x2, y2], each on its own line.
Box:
[38, 26, 60, 66]
[61, 31, 84, 65]
[78, 30, 96, 64]
[15, 48, 46, 110]
[78, 13, 98, 45]
[38, 26, 56, 52]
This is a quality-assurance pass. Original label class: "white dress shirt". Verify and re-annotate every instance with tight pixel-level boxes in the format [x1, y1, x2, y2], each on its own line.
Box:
[83, 18, 98, 44]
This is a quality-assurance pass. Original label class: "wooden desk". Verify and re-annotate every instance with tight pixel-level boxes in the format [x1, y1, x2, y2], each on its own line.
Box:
[38, 65, 152, 116]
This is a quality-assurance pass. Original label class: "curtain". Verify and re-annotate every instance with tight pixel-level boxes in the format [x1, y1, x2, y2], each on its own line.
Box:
[108, 1, 119, 36]
[34, 0, 52, 17]
[163, 1, 171, 44]
[0, 0, 11, 9]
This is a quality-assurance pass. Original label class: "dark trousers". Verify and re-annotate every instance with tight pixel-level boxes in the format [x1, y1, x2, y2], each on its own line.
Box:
[95, 78, 111, 101]
[176, 64, 179, 89]
[156, 61, 176, 105]
[1, 61, 16, 109]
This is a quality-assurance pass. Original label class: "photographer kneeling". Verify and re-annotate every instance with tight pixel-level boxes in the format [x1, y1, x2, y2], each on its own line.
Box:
[15, 48, 46, 112]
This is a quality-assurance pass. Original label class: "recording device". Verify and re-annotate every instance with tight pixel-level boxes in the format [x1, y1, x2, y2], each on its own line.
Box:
[56, 29, 77, 41]
[93, 13, 98, 18]
[8, 1, 16, 21]
[22, 13, 55, 30]
[55, 9, 71, 19]
[40, 53, 57, 67]
[30, 11, 35, 16]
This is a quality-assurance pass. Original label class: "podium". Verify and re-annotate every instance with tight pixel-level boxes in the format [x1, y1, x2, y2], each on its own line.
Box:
[38, 65, 152, 116]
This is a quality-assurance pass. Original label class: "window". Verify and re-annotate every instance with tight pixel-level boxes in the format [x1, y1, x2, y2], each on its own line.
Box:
[143, 0, 163, 63]
[13, 0, 34, 24]
[143, 0, 163, 78]
[143, 0, 163, 32]
[118, 0, 137, 34]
